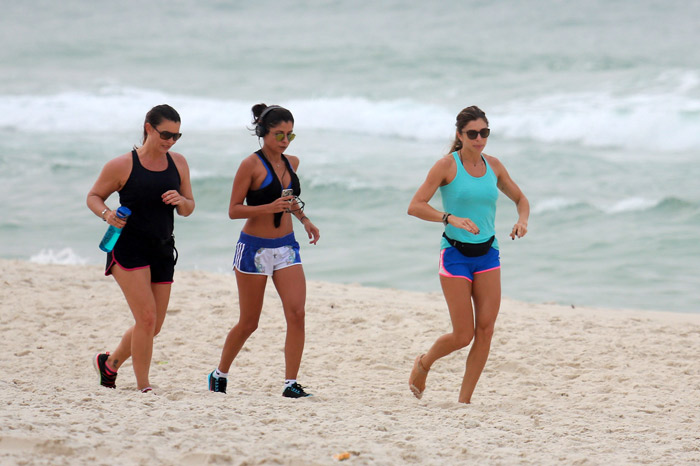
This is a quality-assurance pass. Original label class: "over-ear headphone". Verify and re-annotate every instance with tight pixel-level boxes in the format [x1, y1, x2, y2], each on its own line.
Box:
[255, 105, 282, 137]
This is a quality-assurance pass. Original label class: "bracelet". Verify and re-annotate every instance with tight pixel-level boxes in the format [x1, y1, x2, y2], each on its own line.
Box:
[442, 212, 451, 225]
[101, 208, 110, 221]
[299, 216, 309, 223]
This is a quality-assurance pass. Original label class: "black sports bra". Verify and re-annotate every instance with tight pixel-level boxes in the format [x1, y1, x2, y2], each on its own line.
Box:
[245, 150, 301, 227]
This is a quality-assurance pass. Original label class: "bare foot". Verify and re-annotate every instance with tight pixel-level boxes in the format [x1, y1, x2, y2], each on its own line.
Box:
[408, 354, 429, 399]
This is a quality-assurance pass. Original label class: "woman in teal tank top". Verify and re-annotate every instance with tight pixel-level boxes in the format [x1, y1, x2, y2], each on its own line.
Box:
[407, 106, 530, 404]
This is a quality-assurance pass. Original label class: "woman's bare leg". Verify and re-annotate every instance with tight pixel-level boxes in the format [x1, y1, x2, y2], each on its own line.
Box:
[458, 268, 501, 403]
[217, 271, 267, 373]
[108, 266, 159, 390]
[409, 275, 475, 395]
[107, 281, 171, 371]
[272, 265, 306, 380]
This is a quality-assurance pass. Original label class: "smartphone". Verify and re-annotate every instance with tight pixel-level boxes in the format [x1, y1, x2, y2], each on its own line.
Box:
[281, 188, 293, 212]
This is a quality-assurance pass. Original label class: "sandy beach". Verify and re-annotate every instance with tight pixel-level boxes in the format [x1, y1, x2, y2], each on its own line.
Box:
[1, 258, 699, 465]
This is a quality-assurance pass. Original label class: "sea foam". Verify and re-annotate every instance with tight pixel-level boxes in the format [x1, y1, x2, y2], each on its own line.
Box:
[1, 84, 698, 152]
[29, 248, 88, 265]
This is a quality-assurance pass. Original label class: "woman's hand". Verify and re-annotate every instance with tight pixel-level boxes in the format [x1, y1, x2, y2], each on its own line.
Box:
[510, 222, 528, 239]
[163, 189, 195, 216]
[303, 219, 320, 244]
[105, 210, 127, 228]
[448, 215, 480, 235]
[162, 190, 186, 206]
[267, 195, 295, 213]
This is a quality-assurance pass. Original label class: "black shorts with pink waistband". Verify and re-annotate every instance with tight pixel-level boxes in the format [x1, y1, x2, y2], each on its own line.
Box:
[105, 231, 177, 284]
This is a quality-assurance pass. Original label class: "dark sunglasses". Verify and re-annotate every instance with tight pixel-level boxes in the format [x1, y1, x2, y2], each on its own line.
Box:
[274, 132, 296, 142]
[462, 128, 490, 140]
[153, 126, 182, 142]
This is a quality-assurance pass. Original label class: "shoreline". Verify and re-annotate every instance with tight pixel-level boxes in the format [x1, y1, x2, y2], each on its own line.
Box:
[1, 259, 699, 464]
[22, 251, 700, 317]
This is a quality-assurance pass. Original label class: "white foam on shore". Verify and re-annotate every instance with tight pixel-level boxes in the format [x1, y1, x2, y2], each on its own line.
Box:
[29, 248, 88, 265]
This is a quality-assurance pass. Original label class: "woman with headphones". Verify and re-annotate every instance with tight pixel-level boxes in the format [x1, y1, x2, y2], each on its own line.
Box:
[208, 103, 320, 398]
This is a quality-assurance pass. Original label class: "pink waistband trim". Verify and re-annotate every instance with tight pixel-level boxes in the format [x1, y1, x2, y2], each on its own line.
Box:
[105, 256, 149, 276]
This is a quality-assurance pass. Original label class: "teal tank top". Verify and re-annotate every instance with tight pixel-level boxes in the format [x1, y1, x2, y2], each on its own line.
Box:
[439, 152, 499, 250]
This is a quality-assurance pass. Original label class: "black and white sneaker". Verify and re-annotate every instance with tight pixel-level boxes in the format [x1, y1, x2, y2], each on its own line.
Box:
[282, 382, 312, 398]
[208, 371, 227, 394]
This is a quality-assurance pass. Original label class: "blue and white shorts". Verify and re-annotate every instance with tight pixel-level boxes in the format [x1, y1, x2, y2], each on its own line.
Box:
[439, 246, 500, 282]
[233, 231, 302, 276]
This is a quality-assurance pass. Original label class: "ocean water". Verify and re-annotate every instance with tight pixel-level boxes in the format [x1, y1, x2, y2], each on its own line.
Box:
[1, 1, 699, 313]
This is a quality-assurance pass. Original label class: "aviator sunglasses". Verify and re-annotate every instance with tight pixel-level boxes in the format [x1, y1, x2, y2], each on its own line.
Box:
[274, 132, 296, 142]
[153, 126, 182, 142]
[462, 128, 490, 140]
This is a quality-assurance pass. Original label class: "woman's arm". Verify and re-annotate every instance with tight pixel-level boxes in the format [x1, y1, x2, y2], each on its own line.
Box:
[407, 157, 480, 234]
[86, 154, 131, 226]
[407, 158, 448, 222]
[165, 152, 195, 217]
[286, 155, 320, 244]
[489, 156, 529, 239]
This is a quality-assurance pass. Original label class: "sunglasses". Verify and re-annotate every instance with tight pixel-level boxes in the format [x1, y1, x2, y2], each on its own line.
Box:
[274, 132, 296, 142]
[153, 126, 182, 142]
[284, 196, 306, 214]
[462, 128, 490, 140]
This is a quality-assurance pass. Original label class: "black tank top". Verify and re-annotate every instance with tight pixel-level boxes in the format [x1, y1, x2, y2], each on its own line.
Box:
[246, 150, 301, 227]
[119, 150, 181, 240]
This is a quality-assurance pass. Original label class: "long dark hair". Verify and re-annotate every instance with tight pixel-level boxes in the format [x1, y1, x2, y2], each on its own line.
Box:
[449, 106, 489, 153]
[142, 104, 181, 143]
[251, 103, 294, 137]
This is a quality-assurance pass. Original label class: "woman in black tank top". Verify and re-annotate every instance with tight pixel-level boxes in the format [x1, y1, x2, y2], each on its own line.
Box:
[86, 104, 195, 393]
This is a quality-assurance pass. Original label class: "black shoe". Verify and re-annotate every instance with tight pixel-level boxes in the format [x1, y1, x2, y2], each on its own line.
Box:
[208, 371, 227, 394]
[93, 352, 117, 389]
[282, 382, 312, 398]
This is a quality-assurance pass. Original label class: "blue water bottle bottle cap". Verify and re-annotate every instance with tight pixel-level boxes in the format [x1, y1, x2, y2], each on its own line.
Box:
[116, 206, 132, 219]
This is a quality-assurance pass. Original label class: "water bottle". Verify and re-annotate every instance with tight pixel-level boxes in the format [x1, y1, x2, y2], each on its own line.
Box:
[99, 206, 132, 252]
